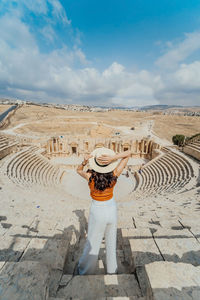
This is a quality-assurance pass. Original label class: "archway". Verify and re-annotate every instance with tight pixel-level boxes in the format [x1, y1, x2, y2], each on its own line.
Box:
[72, 146, 77, 154]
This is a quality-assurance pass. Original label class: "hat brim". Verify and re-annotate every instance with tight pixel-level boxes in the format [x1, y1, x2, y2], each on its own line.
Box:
[88, 147, 118, 173]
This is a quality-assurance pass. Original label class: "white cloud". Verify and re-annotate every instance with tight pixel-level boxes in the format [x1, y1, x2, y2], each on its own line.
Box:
[0, 1, 200, 107]
[156, 32, 200, 69]
[173, 61, 200, 88]
[0, 15, 36, 49]
[48, 0, 71, 25]
[40, 25, 56, 43]
[0, 0, 70, 24]
[0, 9, 161, 107]
[22, 0, 48, 15]
[103, 62, 125, 78]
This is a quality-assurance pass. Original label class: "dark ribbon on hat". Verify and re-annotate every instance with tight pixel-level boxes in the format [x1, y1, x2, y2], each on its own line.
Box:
[94, 157, 110, 167]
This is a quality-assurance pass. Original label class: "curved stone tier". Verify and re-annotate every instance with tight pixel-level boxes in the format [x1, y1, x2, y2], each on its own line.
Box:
[2, 146, 65, 187]
[0, 134, 19, 159]
[133, 148, 196, 197]
[184, 140, 200, 161]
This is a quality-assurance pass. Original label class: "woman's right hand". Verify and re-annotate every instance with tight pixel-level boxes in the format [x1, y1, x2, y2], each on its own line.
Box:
[84, 153, 93, 162]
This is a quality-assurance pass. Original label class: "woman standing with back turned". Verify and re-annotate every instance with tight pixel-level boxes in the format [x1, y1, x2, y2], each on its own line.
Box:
[76, 147, 131, 275]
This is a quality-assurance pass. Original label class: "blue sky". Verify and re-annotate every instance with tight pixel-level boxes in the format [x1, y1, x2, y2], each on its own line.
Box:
[0, 0, 200, 106]
[61, 0, 200, 69]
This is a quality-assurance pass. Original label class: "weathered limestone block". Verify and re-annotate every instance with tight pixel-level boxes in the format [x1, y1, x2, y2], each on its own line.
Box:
[153, 228, 193, 238]
[21, 237, 69, 270]
[0, 261, 6, 271]
[97, 259, 106, 274]
[189, 227, 200, 242]
[0, 224, 9, 236]
[153, 229, 200, 266]
[0, 261, 50, 300]
[134, 216, 161, 229]
[121, 228, 153, 242]
[5, 224, 38, 237]
[106, 296, 146, 300]
[117, 215, 134, 228]
[48, 269, 63, 297]
[30, 218, 62, 238]
[2, 215, 35, 227]
[0, 235, 31, 262]
[59, 274, 73, 286]
[179, 217, 200, 229]
[56, 274, 142, 299]
[144, 261, 200, 300]
[48, 298, 66, 300]
[121, 228, 163, 268]
[159, 219, 183, 229]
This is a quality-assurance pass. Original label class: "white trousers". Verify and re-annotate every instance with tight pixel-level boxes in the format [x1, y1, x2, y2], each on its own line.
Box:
[78, 197, 117, 275]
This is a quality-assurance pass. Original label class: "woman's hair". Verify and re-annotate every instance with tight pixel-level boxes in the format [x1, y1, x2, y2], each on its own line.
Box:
[87, 169, 118, 191]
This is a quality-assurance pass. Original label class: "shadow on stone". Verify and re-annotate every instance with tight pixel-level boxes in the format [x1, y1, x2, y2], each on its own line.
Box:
[151, 286, 200, 300]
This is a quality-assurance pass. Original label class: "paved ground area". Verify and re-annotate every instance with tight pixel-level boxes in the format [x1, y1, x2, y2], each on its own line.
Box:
[0, 161, 200, 299]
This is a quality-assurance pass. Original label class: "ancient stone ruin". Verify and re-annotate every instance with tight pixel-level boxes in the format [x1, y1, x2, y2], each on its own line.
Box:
[0, 104, 200, 300]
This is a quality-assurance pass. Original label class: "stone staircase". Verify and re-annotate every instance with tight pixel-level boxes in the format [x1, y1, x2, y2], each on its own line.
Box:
[54, 274, 144, 299]
[1, 147, 200, 299]
[1, 208, 200, 299]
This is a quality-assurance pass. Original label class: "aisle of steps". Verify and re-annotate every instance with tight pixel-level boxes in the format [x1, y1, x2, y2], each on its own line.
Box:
[0, 214, 144, 299]
[50, 208, 200, 299]
[1, 208, 200, 299]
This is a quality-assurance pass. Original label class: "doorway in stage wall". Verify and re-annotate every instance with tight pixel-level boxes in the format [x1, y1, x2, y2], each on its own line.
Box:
[72, 146, 77, 154]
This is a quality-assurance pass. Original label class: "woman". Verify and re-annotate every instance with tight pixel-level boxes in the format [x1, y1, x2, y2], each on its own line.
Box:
[76, 147, 131, 275]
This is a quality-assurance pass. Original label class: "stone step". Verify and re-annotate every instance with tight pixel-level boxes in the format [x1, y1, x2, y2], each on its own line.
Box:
[121, 228, 164, 270]
[0, 261, 50, 300]
[49, 297, 146, 300]
[20, 237, 69, 270]
[152, 228, 200, 266]
[56, 274, 142, 299]
[143, 261, 200, 300]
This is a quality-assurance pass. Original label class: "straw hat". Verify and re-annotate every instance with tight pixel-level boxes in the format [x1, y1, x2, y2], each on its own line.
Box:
[88, 147, 118, 173]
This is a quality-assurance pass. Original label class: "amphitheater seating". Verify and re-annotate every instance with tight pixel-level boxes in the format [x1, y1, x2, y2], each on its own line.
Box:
[133, 147, 195, 197]
[183, 138, 200, 161]
[4, 146, 64, 187]
[0, 134, 19, 159]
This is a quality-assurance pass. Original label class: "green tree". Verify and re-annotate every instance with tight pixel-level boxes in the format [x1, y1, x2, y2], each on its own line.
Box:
[172, 134, 185, 146]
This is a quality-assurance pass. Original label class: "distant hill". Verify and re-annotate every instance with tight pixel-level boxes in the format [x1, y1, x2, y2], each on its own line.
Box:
[137, 105, 182, 111]
[0, 98, 199, 111]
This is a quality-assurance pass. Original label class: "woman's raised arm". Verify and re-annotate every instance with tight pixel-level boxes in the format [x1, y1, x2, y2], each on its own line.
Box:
[76, 154, 93, 181]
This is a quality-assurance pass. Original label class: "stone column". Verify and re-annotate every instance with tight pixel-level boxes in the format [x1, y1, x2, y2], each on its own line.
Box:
[47, 141, 50, 154]
[141, 140, 144, 153]
[56, 139, 59, 153]
[135, 140, 139, 153]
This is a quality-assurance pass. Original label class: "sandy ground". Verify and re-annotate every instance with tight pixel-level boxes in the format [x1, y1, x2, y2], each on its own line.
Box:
[1, 104, 199, 143]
